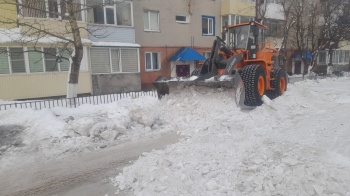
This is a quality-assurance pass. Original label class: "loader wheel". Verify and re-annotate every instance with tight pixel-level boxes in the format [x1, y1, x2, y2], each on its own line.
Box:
[241, 65, 266, 106]
[266, 68, 287, 99]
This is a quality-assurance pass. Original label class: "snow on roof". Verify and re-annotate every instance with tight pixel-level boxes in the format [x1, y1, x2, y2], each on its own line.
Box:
[91, 41, 140, 48]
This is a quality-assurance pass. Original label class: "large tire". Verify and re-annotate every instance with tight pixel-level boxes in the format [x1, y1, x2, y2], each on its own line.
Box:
[241, 65, 266, 106]
[266, 68, 287, 99]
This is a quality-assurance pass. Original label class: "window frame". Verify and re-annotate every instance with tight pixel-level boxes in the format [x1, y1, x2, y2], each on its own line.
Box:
[0, 46, 73, 75]
[109, 48, 122, 73]
[144, 10, 160, 32]
[19, 0, 84, 21]
[175, 15, 190, 24]
[202, 15, 215, 36]
[145, 52, 160, 71]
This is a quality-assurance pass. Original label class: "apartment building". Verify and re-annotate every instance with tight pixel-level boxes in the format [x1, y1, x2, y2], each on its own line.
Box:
[133, 0, 221, 90]
[86, 0, 141, 95]
[0, 0, 140, 100]
[0, 0, 91, 100]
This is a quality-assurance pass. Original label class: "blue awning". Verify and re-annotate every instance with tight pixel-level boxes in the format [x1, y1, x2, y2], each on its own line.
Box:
[170, 47, 206, 61]
[292, 50, 312, 60]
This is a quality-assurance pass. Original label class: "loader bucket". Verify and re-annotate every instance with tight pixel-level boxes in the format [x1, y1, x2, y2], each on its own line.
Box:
[153, 72, 252, 109]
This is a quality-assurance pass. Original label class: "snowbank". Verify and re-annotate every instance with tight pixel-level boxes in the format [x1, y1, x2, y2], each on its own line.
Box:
[112, 78, 350, 195]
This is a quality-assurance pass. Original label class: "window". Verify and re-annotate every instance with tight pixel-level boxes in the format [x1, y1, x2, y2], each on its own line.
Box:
[87, 0, 132, 26]
[318, 51, 327, 64]
[222, 15, 229, 27]
[44, 48, 58, 71]
[145, 52, 160, 71]
[203, 51, 211, 59]
[265, 19, 284, 37]
[0, 48, 10, 74]
[28, 47, 44, 73]
[176, 15, 190, 23]
[202, 16, 215, 36]
[90, 48, 139, 74]
[21, 0, 82, 20]
[144, 10, 159, 31]
[10, 48, 26, 73]
[0, 47, 73, 74]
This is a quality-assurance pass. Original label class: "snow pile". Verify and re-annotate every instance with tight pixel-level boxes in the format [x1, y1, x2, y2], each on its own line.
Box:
[112, 78, 350, 195]
[0, 96, 160, 169]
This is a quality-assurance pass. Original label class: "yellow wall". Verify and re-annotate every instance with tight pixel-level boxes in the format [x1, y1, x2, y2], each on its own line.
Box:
[221, 0, 255, 17]
[0, 72, 92, 100]
[19, 18, 89, 39]
[0, 0, 17, 28]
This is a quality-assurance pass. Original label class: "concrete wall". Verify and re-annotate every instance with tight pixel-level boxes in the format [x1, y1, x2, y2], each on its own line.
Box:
[0, 0, 17, 28]
[133, 0, 221, 48]
[92, 73, 141, 95]
[0, 72, 92, 100]
[221, 0, 255, 16]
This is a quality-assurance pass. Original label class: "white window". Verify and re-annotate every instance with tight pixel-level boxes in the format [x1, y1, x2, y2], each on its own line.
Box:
[87, 0, 132, 26]
[175, 15, 190, 23]
[21, 0, 82, 20]
[202, 16, 215, 36]
[145, 52, 160, 71]
[0, 47, 72, 74]
[90, 48, 139, 74]
[144, 10, 159, 31]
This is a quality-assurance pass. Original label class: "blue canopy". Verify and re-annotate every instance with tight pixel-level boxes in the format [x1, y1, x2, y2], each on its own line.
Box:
[170, 47, 206, 61]
[292, 50, 312, 60]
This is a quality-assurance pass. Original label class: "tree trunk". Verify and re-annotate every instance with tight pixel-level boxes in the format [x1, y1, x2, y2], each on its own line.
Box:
[66, 0, 83, 99]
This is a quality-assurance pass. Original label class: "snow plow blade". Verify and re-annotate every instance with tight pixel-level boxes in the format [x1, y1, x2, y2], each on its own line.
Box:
[153, 72, 248, 108]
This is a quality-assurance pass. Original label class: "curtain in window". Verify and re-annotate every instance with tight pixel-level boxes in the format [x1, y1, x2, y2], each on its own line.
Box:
[146, 53, 151, 70]
[22, 0, 46, 18]
[10, 48, 26, 73]
[44, 48, 58, 71]
[144, 12, 150, 29]
[28, 47, 44, 73]
[202, 18, 209, 34]
[48, 0, 59, 18]
[116, 2, 132, 26]
[150, 11, 159, 30]
[111, 49, 120, 72]
[94, 7, 104, 24]
[0, 48, 10, 74]
[152, 53, 159, 70]
[121, 49, 138, 72]
[59, 49, 72, 71]
[106, 7, 115, 24]
[90, 48, 110, 73]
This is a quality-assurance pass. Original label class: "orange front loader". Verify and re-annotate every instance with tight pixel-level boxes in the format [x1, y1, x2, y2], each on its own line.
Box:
[154, 21, 287, 107]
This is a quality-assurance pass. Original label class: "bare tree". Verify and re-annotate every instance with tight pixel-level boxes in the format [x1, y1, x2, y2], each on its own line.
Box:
[286, 0, 324, 75]
[318, 0, 350, 74]
[0, 0, 115, 98]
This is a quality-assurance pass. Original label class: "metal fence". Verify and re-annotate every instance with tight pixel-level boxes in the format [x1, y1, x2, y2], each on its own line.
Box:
[0, 90, 158, 111]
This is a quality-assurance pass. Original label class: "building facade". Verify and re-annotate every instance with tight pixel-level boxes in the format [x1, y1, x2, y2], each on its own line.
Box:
[0, 0, 91, 100]
[0, 0, 141, 100]
[133, 0, 221, 90]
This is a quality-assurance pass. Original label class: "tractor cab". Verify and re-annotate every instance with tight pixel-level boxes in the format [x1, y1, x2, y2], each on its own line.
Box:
[224, 21, 267, 59]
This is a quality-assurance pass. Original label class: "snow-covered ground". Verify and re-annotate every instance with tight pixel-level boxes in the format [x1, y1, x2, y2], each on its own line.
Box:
[1, 77, 350, 195]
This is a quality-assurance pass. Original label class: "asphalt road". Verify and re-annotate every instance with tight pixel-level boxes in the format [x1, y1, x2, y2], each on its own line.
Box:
[0, 132, 179, 196]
